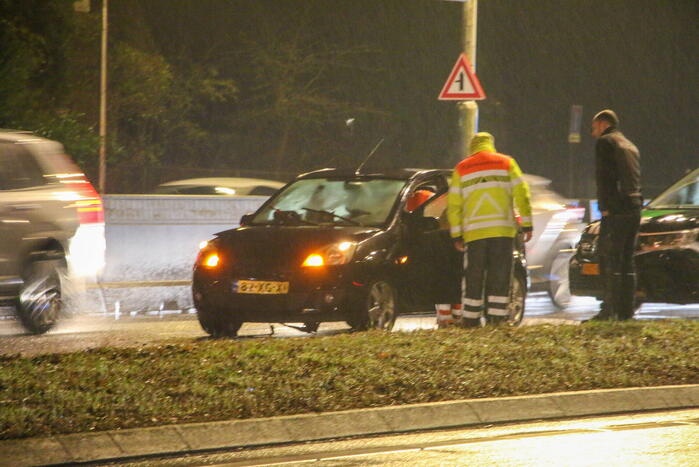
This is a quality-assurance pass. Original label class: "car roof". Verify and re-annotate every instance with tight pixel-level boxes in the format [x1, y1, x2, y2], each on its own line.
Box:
[0, 130, 63, 151]
[158, 177, 285, 188]
[296, 168, 450, 181]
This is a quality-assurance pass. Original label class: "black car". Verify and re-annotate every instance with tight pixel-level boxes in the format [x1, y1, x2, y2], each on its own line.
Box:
[570, 167, 699, 305]
[192, 168, 528, 336]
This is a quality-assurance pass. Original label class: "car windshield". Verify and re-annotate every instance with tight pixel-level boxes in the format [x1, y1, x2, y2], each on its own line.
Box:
[647, 169, 699, 209]
[251, 177, 406, 227]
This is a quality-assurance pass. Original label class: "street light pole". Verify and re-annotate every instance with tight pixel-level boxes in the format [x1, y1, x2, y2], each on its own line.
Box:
[98, 0, 108, 193]
[458, 0, 478, 157]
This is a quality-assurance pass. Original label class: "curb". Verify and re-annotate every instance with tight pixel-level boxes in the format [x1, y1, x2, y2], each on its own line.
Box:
[2, 384, 698, 466]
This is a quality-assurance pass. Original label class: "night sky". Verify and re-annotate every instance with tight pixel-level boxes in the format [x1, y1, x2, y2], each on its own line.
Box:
[115, 0, 698, 197]
[476, 0, 699, 197]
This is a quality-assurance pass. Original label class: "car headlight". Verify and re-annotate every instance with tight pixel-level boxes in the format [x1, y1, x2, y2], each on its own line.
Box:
[302, 241, 357, 267]
[202, 252, 220, 268]
[578, 235, 598, 255]
[195, 240, 223, 269]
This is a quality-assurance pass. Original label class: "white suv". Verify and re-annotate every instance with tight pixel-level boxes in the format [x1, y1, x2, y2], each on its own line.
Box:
[0, 131, 105, 333]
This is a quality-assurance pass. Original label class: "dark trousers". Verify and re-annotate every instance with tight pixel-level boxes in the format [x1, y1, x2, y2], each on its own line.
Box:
[598, 211, 641, 319]
[461, 237, 514, 325]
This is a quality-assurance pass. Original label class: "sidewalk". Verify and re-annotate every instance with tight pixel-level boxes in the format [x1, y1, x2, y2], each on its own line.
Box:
[2, 384, 698, 466]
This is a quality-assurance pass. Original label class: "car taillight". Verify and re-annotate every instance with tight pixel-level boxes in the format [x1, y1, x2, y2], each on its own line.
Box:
[61, 177, 104, 224]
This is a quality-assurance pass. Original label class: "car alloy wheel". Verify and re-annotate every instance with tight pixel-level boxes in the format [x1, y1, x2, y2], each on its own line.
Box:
[16, 257, 65, 334]
[365, 280, 397, 331]
[506, 272, 526, 326]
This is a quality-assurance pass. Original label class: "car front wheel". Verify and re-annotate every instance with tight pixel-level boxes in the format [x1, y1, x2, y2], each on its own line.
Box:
[193, 293, 242, 337]
[197, 309, 242, 337]
[347, 280, 397, 331]
[506, 271, 527, 326]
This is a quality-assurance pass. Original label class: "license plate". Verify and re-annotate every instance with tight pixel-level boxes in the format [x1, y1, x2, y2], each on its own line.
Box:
[235, 280, 289, 294]
[581, 263, 600, 275]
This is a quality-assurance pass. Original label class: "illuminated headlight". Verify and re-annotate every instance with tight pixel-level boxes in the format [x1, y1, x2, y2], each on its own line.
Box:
[638, 228, 699, 252]
[203, 253, 220, 268]
[195, 240, 223, 269]
[302, 241, 357, 267]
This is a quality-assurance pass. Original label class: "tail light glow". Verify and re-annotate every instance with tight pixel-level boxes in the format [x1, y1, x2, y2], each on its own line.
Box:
[60, 176, 104, 224]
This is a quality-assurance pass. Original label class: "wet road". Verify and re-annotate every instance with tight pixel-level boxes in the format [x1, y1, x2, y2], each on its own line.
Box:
[108, 409, 699, 466]
[1, 293, 698, 356]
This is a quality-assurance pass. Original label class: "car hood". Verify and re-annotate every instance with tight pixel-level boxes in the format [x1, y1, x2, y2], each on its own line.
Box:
[640, 208, 699, 233]
[213, 225, 382, 270]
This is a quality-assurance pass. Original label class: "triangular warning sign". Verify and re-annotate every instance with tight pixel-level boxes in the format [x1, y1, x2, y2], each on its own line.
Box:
[438, 53, 486, 101]
[469, 192, 504, 220]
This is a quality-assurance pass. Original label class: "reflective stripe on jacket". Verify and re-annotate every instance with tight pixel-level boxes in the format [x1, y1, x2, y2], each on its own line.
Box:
[448, 151, 533, 243]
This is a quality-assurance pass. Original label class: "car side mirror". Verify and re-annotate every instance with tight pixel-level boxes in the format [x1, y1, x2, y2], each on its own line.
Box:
[240, 213, 253, 226]
[404, 211, 439, 231]
[420, 216, 441, 231]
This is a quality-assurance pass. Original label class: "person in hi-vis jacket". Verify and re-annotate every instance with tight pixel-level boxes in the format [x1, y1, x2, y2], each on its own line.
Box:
[448, 132, 533, 326]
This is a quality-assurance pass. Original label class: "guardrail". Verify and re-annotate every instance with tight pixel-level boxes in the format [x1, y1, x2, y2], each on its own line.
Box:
[87, 195, 267, 316]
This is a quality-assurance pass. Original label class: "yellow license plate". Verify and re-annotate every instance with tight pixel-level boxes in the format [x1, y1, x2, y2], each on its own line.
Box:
[581, 263, 600, 275]
[236, 280, 289, 294]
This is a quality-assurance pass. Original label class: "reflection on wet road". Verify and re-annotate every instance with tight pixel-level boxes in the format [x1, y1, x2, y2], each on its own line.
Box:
[112, 409, 699, 467]
[1, 293, 697, 356]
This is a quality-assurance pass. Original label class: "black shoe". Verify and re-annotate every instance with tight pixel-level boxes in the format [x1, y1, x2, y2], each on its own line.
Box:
[460, 318, 481, 328]
[615, 273, 638, 320]
[583, 305, 616, 323]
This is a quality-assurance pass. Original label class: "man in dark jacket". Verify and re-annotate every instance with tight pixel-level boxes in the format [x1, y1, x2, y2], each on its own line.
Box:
[590, 109, 642, 320]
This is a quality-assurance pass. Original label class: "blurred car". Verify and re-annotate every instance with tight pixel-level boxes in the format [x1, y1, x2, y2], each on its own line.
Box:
[192, 168, 528, 337]
[153, 177, 285, 196]
[0, 130, 105, 334]
[569, 167, 699, 305]
[522, 175, 586, 308]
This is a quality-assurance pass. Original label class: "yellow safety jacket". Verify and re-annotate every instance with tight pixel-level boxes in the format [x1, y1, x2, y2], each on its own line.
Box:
[448, 150, 533, 243]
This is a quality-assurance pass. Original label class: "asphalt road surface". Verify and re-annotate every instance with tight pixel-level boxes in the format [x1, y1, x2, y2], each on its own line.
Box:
[1, 293, 698, 357]
[105, 409, 699, 466]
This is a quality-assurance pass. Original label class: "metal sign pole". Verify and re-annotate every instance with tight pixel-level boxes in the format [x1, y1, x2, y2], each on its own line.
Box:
[459, 0, 478, 158]
[99, 0, 108, 193]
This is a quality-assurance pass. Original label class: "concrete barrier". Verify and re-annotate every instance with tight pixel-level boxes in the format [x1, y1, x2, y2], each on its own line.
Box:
[91, 195, 267, 315]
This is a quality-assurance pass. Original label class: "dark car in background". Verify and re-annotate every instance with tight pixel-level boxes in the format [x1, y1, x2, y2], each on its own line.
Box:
[192, 168, 528, 336]
[0, 130, 105, 333]
[570, 167, 699, 305]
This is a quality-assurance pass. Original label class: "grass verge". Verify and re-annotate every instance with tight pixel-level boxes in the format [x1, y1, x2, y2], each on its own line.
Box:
[1, 320, 698, 439]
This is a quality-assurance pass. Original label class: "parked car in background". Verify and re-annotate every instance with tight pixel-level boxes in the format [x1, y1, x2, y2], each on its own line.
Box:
[523, 175, 586, 308]
[570, 167, 699, 306]
[0, 130, 105, 333]
[192, 168, 528, 337]
[153, 177, 285, 196]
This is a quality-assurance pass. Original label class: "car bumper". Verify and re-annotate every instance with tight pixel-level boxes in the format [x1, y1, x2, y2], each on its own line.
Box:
[569, 256, 603, 299]
[192, 266, 366, 322]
